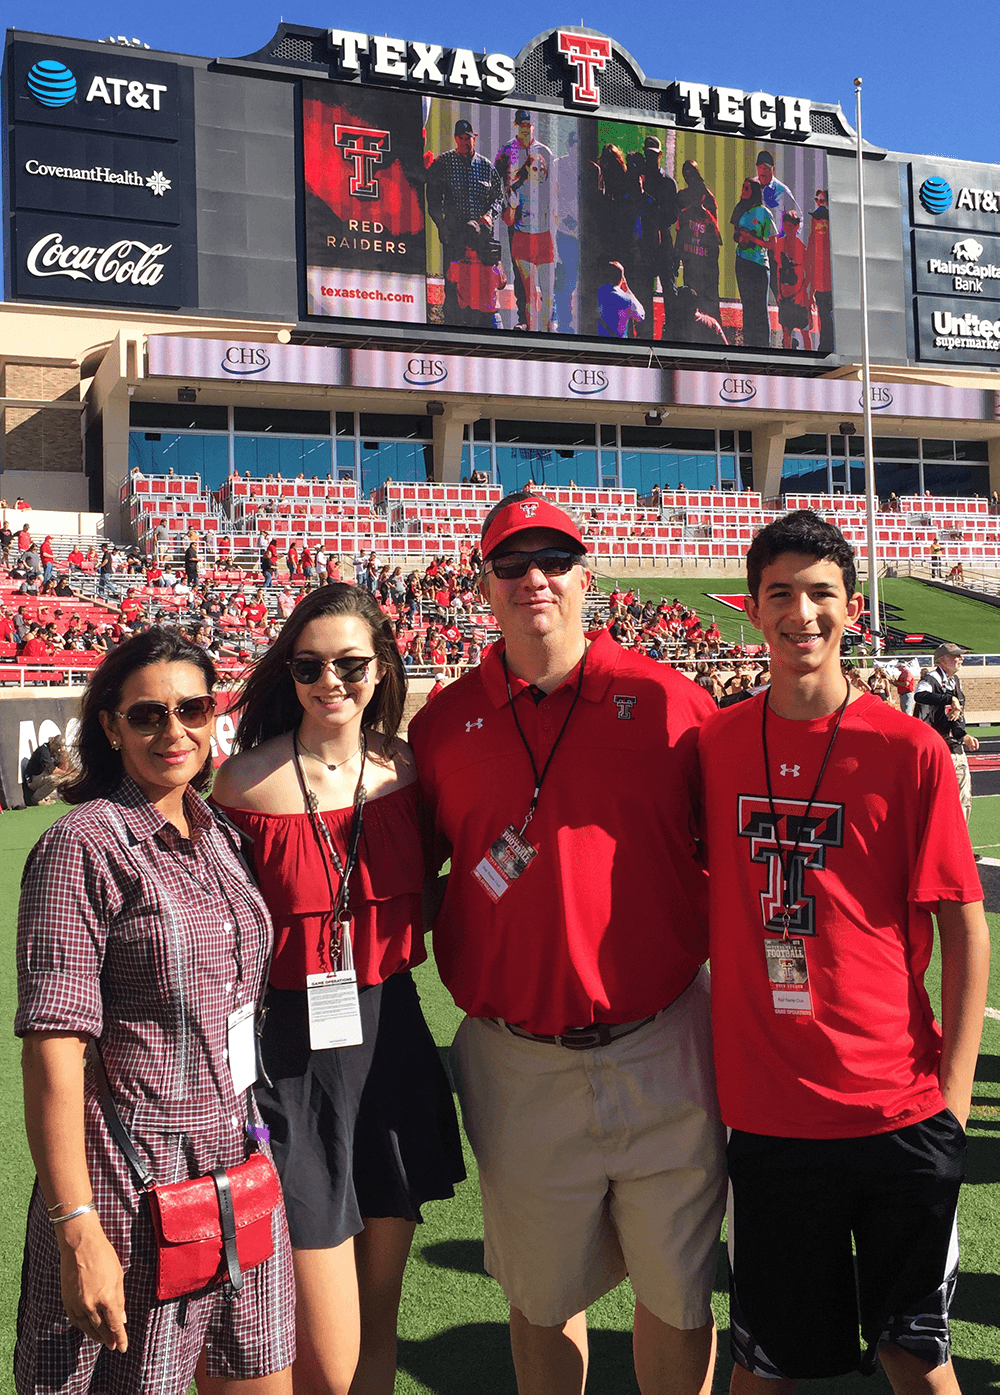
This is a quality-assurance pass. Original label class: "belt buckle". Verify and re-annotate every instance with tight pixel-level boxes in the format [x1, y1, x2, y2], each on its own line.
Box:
[556, 1024, 610, 1050]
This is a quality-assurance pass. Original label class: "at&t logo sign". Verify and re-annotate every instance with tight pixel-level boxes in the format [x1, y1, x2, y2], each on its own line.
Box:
[568, 368, 608, 395]
[26, 60, 77, 106]
[919, 176, 953, 215]
[25, 58, 168, 111]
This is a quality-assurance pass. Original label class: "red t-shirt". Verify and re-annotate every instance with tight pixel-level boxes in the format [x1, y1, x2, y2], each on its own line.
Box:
[698, 692, 982, 1140]
[245, 602, 267, 626]
[409, 628, 712, 1034]
[215, 782, 425, 990]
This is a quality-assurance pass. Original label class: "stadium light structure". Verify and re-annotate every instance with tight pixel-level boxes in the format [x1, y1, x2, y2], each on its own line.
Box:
[854, 77, 881, 654]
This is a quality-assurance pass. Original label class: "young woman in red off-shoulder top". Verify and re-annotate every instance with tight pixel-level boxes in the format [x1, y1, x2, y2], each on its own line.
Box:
[213, 585, 464, 1395]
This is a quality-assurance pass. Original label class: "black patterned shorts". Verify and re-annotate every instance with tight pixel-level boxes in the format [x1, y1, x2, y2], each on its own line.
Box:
[726, 1108, 965, 1379]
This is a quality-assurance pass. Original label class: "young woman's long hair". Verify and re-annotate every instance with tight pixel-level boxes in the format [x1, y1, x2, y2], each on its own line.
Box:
[231, 584, 406, 759]
[63, 626, 219, 804]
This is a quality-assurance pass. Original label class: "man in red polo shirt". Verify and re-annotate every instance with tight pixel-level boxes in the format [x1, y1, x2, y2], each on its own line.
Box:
[409, 493, 725, 1395]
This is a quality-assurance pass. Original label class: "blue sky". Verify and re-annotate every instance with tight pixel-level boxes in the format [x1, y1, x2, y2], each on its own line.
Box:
[6, 0, 996, 167]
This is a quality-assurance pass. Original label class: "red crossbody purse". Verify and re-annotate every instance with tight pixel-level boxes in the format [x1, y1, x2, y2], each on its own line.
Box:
[90, 1045, 280, 1300]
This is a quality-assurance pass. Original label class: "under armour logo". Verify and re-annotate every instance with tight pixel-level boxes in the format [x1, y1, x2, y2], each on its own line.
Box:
[780, 764, 801, 778]
[613, 695, 637, 720]
[519, 503, 538, 517]
[466, 718, 483, 731]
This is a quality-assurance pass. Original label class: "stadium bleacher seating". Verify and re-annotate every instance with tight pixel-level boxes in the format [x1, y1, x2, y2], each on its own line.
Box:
[116, 472, 1000, 571]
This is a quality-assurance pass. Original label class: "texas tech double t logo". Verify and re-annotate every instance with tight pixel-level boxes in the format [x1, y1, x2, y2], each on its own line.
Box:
[334, 124, 391, 199]
[737, 795, 845, 936]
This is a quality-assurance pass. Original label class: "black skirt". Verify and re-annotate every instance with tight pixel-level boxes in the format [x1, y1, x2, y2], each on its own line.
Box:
[255, 971, 466, 1249]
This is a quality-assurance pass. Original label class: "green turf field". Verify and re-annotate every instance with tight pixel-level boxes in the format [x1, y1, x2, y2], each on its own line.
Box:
[1, 802, 998, 1392]
[593, 574, 1000, 657]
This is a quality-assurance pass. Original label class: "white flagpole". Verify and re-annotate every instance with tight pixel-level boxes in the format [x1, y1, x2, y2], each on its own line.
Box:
[855, 77, 881, 653]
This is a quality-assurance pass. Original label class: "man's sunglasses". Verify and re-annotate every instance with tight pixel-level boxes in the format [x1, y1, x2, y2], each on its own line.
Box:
[114, 695, 216, 735]
[486, 549, 581, 581]
[287, 655, 375, 686]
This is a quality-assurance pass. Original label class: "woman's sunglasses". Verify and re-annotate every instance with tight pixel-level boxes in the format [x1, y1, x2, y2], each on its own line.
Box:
[114, 695, 216, 736]
[486, 549, 581, 581]
[287, 655, 375, 686]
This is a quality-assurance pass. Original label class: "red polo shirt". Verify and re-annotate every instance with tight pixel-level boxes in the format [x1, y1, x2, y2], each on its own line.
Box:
[409, 628, 713, 1034]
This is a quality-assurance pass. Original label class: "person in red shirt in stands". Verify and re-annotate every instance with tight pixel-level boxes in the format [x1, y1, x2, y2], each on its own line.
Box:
[38, 536, 55, 586]
[287, 543, 300, 579]
[264, 539, 279, 586]
[245, 591, 268, 627]
[0, 608, 16, 643]
[16, 525, 31, 556]
[66, 545, 85, 573]
[20, 626, 52, 660]
[326, 555, 341, 583]
[121, 591, 143, 625]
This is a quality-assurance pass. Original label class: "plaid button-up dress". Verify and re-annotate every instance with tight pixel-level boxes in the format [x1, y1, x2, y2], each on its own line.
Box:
[14, 777, 295, 1394]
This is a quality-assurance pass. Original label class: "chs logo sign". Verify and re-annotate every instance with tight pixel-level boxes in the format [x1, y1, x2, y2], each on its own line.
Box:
[222, 346, 271, 375]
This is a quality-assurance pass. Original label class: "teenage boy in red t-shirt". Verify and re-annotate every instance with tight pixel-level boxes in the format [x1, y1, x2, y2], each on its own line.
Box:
[698, 510, 988, 1395]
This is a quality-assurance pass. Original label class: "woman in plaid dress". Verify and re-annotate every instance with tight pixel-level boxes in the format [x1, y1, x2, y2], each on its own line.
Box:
[15, 628, 295, 1395]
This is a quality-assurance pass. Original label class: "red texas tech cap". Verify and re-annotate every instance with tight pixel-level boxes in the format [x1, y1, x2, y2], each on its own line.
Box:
[480, 496, 585, 560]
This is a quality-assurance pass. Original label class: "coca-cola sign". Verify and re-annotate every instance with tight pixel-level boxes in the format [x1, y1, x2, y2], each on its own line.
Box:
[13, 213, 191, 307]
[26, 232, 171, 285]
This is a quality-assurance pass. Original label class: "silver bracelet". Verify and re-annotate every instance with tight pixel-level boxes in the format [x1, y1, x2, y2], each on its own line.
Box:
[49, 1202, 96, 1225]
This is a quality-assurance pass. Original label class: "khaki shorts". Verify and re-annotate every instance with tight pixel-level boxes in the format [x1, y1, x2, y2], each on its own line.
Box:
[450, 968, 726, 1328]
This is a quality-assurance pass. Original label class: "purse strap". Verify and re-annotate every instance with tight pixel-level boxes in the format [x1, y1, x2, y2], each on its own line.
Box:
[89, 797, 273, 1192]
[88, 1043, 155, 1191]
[211, 1167, 244, 1293]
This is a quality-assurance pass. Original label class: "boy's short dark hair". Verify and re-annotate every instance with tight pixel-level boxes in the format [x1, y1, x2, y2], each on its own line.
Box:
[746, 510, 857, 600]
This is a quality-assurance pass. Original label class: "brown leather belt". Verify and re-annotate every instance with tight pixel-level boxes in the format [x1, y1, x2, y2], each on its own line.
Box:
[501, 1012, 659, 1051]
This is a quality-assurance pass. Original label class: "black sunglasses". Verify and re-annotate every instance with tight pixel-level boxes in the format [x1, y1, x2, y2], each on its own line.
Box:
[486, 549, 581, 581]
[114, 695, 216, 736]
[287, 655, 375, 686]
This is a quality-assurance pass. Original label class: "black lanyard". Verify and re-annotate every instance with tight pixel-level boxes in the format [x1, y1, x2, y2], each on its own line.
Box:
[294, 730, 368, 971]
[760, 682, 849, 938]
[502, 647, 587, 835]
